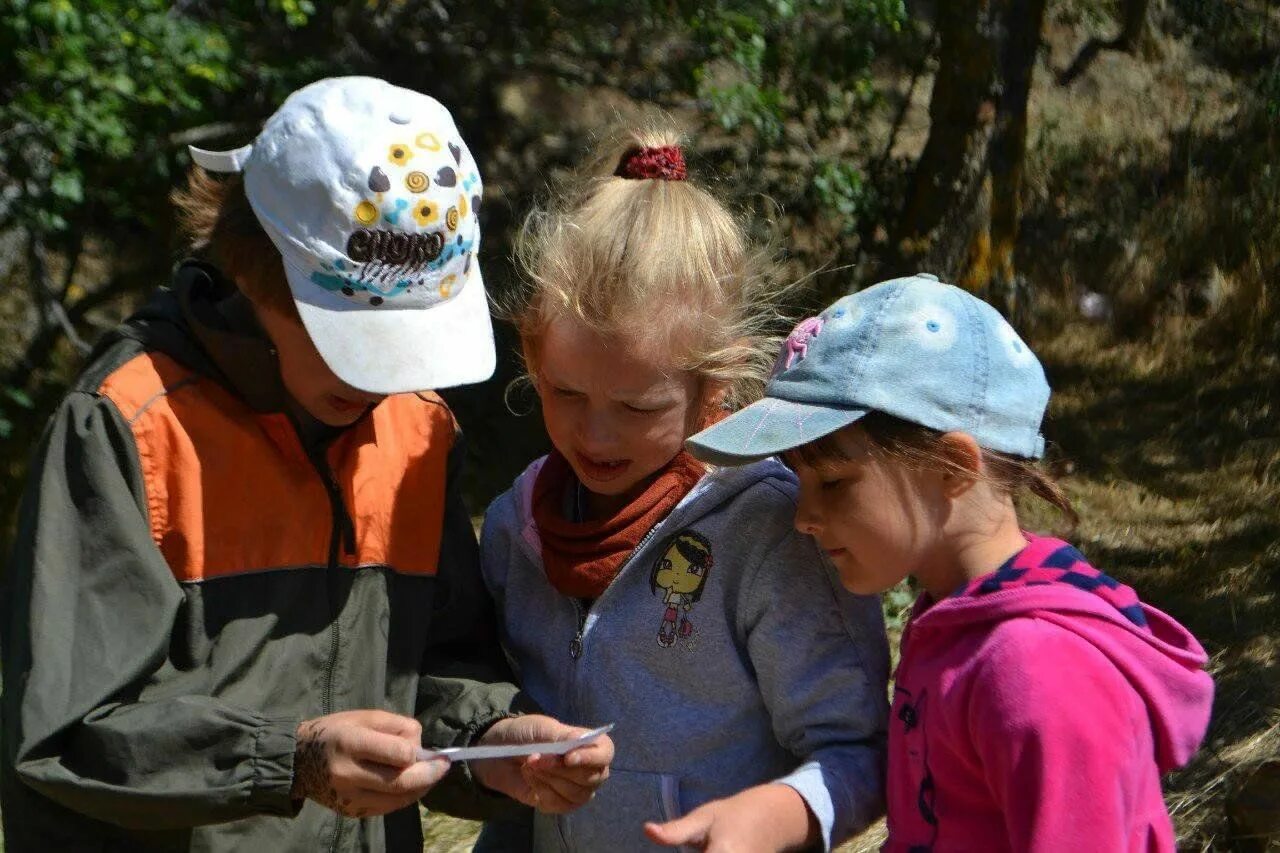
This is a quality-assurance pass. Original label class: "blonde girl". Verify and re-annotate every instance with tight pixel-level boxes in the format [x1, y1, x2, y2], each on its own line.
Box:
[475, 130, 890, 852]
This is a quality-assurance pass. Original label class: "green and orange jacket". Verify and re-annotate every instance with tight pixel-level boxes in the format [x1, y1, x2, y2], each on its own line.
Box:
[0, 262, 525, 852]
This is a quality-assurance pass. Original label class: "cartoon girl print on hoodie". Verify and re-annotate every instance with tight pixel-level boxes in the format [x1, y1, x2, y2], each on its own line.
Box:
[650, 530, 713, 648]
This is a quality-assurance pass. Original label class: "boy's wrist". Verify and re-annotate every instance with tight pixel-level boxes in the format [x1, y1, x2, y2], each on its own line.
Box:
[289, 719, 323, 801]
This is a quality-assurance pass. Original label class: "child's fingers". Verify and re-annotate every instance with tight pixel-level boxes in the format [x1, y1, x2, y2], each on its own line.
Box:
[359, 710, 423, 740]
[525, 765, 597, 807]
[527, 754, 609, 788]
[563, 765, 610, 787]
[524, 752, 605, 788]
[644, 810, 713, 847]
[350, 756, 447, 794]
[563, 734, 615, 769]
[520, 762, 593, 814]
[340, 726, 419, 768]
[384, 756, 451, 794]
[524, 778, 579, 814]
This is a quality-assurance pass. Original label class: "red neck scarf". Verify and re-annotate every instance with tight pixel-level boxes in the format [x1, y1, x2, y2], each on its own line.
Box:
[531, 450, 705, 598]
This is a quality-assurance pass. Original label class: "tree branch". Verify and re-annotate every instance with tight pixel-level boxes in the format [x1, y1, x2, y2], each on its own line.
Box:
[4, 274, 132, 389]
[169, 122, 256, 148]
[1057, 0, 1154, 86]
[870, 32, 939, 186]
[57, 233, 84, 302]
[25, 232, 92, 359]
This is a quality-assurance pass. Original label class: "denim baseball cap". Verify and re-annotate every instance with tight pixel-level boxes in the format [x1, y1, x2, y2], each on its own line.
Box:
[188, 76, 492, 394]
[687, 274, 1051, 465]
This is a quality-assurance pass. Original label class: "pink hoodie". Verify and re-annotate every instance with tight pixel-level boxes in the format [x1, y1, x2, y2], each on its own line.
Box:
[883, 534, 1214, 852]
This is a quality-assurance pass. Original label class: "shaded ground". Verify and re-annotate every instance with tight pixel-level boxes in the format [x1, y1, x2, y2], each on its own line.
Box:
[1040, 323, 1278, 852]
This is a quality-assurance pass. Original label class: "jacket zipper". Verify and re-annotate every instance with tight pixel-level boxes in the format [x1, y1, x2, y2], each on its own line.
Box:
[294, 421, 356, 853]
[570, 599, 587, 660]
[317, 454, 354, 853]
[558, 523, 664, 851]
[567, 523, 663, 660]
[556, 490, 700, 847]
[559, 468, 717, 662]
[299, 438, 356, 708]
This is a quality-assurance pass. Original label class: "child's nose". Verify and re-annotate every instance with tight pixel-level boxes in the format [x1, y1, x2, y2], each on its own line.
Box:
[578, 408, 617, 447]
[793, 501, 823, 537]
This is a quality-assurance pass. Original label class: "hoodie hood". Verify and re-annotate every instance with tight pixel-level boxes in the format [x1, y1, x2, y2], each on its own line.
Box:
[910, 533, 1213, 772]
[92, 261, 216, 376]
[96, 260, 290, 414]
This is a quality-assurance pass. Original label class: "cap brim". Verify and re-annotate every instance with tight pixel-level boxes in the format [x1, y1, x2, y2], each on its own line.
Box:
[686, 397, 868, 466]
[288, 257, 496, 395]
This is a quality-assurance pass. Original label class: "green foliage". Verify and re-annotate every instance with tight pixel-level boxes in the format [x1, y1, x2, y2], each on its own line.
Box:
[1259, 58, 1280, 119]
[0, 0, 331, 265]
[811, 159, 871, 233]
[267, 0, 315, 29]
[0, 0, 241, 238]
[0, 385, 34, 440]
[880, 578, 916, 633]
[681, 0, 906, 144]
[0, 0, 909, 280]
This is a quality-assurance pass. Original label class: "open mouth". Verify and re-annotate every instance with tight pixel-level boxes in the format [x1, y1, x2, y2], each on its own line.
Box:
[326, 395, 369, 414]
[574, 452, 632, 483]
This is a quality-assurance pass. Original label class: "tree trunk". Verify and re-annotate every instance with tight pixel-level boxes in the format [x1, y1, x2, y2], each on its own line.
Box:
[891, 0, 1046, 317]
[986, 0, 1048, 318]
[1114, 0, 1152, 53]
[890, 0, 1001, 282]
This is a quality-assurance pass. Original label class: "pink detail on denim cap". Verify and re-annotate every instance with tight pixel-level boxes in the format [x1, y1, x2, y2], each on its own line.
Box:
[782, 315, 825, 369]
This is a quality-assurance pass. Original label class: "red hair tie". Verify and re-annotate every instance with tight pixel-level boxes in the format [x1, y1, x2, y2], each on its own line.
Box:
[614, 145, 687, 181]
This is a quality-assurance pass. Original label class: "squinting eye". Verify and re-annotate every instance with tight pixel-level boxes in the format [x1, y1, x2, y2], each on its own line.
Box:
[820, 477, 846, 491]
[623, 403, 663, 414]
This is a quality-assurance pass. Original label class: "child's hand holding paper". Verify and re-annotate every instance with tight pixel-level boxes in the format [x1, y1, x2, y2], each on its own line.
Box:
[436, 715, 614, 814]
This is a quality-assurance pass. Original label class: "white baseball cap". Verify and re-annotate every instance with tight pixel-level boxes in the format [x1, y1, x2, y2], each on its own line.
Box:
[188, 76, 494, 394]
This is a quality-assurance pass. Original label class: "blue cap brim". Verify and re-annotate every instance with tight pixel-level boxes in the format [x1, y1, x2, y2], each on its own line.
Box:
[686, 398, 869, 466]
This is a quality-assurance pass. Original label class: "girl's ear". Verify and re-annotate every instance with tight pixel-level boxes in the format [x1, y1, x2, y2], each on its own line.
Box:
[697, 378, 731, 428]
[937, 432, 984, 496]
[704, 377, 729, 407]
[520, 339, 542, 394]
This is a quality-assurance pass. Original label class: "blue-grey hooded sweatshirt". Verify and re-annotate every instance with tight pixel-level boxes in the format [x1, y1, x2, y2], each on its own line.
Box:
[479, 456, 890, 851]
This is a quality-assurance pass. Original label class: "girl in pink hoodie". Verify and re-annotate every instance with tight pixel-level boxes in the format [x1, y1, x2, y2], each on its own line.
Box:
[686, 274, 1215, 852]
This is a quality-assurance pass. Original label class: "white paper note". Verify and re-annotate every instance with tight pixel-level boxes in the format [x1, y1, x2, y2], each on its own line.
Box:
[416, 724, 615, 763]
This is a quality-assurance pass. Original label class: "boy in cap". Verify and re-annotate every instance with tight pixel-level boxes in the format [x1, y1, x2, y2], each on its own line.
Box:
[1, 77, 613, 852]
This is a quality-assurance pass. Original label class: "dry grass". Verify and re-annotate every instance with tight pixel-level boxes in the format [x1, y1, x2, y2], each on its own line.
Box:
[1037, 321, 1279, 851]
[421, 811, 483, 852]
